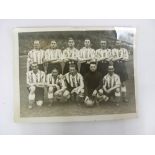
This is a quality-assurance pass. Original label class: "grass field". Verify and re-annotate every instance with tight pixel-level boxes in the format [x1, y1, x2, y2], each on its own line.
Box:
[19, 55, 136, 117]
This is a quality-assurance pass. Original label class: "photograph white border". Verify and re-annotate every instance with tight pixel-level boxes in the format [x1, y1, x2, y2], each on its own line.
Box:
[13, 26, 137, 123]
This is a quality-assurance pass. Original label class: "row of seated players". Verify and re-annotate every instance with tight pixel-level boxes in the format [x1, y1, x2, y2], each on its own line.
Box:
[27, 62, 127, 109]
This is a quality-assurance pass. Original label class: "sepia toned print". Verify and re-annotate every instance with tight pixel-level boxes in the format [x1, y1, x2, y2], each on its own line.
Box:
[14, 27, 137, 122]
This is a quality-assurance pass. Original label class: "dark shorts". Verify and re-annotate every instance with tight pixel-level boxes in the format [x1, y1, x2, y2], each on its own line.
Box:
[113, 61, 128, 82]
[27, 87, 44, 101]
[80, 63, 90, 77]
[103, 89, 116, 97]
[47, 63, 62, 74]
[63, 61, 78, 74]
[97, 61, 109, 78]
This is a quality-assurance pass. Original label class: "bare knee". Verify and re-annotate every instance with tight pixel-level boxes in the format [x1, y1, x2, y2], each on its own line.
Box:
[30, 86, 35, 93]
[48, 87, 53, 93]
[98, 89, 103, 95]
[116, 88, 120, 93]
[63, 90, 70, 99]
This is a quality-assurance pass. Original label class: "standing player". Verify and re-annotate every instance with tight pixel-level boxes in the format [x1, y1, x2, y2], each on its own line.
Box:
[46, 68, 66, 106]
[27, 40, 45, 71]
[79, 39, 95, 76]
[26, 62, 45, 109]
[63, 38, 79, 74]
[64, 64, 84, 103]
[96, 65, 121, 105]
[84, 62, 103, 106]
[44, 40, 63, 74]
[96, 40, 111, 78]
[111, 40, 129, 102]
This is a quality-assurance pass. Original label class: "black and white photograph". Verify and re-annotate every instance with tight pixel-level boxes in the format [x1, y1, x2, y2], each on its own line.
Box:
[14, 27, 137, 122]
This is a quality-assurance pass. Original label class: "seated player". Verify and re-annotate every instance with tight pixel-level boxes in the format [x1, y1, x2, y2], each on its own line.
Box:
[27, 40, 45, 71]
[44, 40, 63, 74]
[97, 65, 121, 105]
[64, 64, 84, 103]
[63, 38, 79, 74]
[46, 68, 66, 106]
[79, 39, 95, 76]
[84, 62, 103, 106]
[26, 62, 45, 109]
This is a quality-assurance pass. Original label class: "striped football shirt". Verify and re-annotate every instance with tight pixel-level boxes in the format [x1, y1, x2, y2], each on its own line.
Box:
[26, 70, 45, 85]
[63, 47, 79, 60]
[64, 72, 84, 88]
[46, 74, 66, 89]
[44, 49, 62, 62]
[27, 49, 45, 69]
[79, 47, 95, 61]
[103, 73, 121, 89]
[95, 49, 111, 61]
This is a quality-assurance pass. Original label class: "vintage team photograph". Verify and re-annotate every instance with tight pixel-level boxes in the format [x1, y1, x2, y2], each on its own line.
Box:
[14, 27, 137, 122]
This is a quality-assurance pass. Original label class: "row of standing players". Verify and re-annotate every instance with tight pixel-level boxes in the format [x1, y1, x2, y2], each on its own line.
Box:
[26, 38, 129, 109]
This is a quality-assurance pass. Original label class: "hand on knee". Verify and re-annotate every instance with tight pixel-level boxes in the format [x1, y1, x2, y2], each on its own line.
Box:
[98, 89, 103, 95]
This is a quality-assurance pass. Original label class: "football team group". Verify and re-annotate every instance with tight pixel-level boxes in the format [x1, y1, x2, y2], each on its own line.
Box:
[26, 37, 129, 109]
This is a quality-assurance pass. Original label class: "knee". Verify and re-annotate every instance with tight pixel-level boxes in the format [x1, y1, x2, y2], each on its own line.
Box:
[63, 90, 70, 98]
[48, 87, 53, 93]
[98, 89, 103, 95]
[36, 100, 43, 106]
[115, 88, 121, 97]
[30, 86, 35, 93]
[116, 88, 120, 93]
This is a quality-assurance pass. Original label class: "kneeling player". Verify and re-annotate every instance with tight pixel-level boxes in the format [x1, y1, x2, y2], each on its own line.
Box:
[64, 64, 84, 103]
[84, 62, 104, 106]
[46, 68, 66, 106]
[26, 62, 45, 109]
[97, 65, 121, 105]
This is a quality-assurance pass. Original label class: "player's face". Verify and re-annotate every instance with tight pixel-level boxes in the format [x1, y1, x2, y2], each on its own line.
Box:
[32, 65, 38, 73]
[51, 41, 57, 49]
[84, 40, 91, 48]
[100, 41, 107, 49]
[68, 40, 75, 48]
[90, 64, 97, 72]
[108, 68, 114, 75]
[52, 69, 59, 77]
[69, 67, 76, 75]
[116, 41, 121, 49]
[34, 42, 40, 49]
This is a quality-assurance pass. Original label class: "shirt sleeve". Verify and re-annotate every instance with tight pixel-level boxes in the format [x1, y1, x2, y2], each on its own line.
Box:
[61, 79, 66, 89]
[58, 49, 63, 60]
[79, 74, 84, 89]
[91, 49, 95, 59]
[62, 49, 68, 59]
[115, 75, 121, 86]
[123, 49, 129, 61]
[41, 72, 45, 83]
[26, 72, 31, 85]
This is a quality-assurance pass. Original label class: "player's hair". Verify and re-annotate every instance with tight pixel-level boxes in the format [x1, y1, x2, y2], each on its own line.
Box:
[34, 40, 40, 44]
[52, 68, 59, 72]
[51, 40, 56, 42]
[108, 65, 114, 70]
[68, 37, 74, 41]
[100, 40, 107, 43]
[31, 62, 38, 67]
[85, 38, 90, 41]
[69, 64, 76, 69]
[90, 61, 97, 66]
